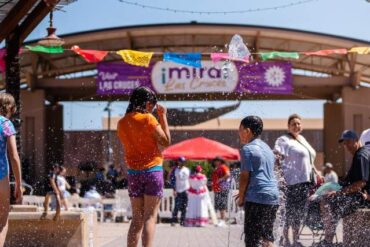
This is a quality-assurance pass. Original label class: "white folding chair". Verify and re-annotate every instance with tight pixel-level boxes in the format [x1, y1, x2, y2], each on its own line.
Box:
[113, 189, 131, 221]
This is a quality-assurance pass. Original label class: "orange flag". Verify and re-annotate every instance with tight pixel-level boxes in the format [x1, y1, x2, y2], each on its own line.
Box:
[304, 49, 347, 56]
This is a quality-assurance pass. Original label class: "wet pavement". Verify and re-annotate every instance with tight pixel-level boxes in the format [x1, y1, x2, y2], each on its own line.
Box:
[96, 221, 343, 247]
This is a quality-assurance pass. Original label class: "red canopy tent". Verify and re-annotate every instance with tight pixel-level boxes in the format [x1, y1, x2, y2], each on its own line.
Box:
[162, 137, 240, 160]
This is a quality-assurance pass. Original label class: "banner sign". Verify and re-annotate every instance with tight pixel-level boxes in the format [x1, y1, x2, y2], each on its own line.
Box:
[96, 61, 292, 95]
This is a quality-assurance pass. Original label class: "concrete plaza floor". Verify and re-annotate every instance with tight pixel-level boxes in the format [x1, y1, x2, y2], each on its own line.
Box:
[96, 221, 343, 247]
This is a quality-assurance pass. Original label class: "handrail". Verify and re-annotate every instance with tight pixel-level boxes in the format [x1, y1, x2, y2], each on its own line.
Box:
[10, 181, 34, 195]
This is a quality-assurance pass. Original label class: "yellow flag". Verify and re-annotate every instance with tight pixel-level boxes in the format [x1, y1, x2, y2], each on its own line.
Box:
[349, 47, 370, 55]
[116, 50, 153, 67]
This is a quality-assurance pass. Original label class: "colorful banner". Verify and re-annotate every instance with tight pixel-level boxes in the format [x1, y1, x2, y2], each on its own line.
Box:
[116, 50, 153, 67]
[25, 45, 64, 54]
[97, 61, 292, 95]
[71, 45, 108, 63]
[304, 49, 347, 56]
[349, 47, 370, 55]
[0, 49, 5, 80]
[260, 51, 299, 61]
[210, 53, 249, 63]
[163, 53, 202, 68]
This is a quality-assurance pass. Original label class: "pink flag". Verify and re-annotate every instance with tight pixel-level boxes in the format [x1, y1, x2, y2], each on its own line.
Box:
[304, 49, 347, 56]
[211, 52, 249, 63]
[0, 49, 6, 77]
[71, 45, 108, 63]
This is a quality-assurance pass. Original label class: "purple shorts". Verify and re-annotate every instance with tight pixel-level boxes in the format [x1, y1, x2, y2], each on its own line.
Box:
[127, 171, 164, 198]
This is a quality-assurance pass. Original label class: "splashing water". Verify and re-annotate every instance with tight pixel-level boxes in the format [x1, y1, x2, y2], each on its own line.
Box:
[222, 61, 234, 79]
[227, 177, 244, 247]
[228, 34, 251, 61]
[273, 162, 287, 246]
[85, 207, 95, 247]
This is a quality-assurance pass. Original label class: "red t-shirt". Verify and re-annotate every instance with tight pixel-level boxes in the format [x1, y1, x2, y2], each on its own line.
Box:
[212, 164, 230, 192]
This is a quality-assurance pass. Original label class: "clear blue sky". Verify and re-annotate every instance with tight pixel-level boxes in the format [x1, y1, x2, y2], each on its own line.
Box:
[27, 0, 370, 130]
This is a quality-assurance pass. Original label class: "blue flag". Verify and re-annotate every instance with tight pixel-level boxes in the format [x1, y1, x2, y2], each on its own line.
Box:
[163, 53, 202, 68]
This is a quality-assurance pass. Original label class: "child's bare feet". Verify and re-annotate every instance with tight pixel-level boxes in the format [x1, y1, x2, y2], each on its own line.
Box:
[53, 213, 60, 221]
[40, 212, 48, 220]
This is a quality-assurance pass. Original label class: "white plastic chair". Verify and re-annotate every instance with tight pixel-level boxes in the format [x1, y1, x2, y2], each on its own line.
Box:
[79, 197, 104, 222]
[159, 189, 175, 219]
[112, 189, 131, 221]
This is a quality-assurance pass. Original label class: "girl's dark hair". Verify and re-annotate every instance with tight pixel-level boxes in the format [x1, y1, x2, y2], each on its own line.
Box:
[240, 115, 263, 137]
[126, 86, 157, 114]
[288, 114, 302, 125]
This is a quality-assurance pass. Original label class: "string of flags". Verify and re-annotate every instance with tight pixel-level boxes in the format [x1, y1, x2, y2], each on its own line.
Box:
[1, 35, 370, 70]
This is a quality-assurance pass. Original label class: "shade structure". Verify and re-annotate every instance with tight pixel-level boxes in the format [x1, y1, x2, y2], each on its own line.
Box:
[162, 137, 240, 160]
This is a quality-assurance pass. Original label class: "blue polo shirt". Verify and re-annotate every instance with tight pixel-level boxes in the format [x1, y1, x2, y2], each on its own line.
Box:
[240, 138, 279, 205]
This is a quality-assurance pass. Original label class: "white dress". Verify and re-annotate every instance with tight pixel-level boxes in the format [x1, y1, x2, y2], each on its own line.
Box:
[57, 175, 70, 198]
[185, 173, 209, 227]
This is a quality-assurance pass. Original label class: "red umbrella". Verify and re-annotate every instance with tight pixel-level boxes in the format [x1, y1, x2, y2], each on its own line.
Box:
[162, 137, 240, 160]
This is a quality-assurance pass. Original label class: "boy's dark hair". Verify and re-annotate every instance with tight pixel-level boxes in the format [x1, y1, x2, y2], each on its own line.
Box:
[126, 86, 157, 114]
[240, 116, 263, 137]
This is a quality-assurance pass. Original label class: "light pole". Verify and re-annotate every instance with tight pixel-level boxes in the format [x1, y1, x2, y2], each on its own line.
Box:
[104, 101, 113, 164]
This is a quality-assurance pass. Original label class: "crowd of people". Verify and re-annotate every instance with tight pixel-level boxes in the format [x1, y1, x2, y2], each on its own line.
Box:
[169, 156, 233, 227]
[0, 86, 369, 247]
[115, 86, 370, 247]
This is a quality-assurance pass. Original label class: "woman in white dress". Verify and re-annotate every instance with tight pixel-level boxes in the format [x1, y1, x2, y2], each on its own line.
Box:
[185, 165, 209, 227]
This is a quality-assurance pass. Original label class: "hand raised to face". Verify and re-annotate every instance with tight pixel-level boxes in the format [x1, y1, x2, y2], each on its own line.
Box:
[156, 103, 167, 116]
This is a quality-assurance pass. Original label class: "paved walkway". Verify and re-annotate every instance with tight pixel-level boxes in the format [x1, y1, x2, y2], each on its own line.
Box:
[96, 222, 343, 247]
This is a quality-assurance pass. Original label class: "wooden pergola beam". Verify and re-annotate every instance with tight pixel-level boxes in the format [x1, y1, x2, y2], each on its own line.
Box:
[16, 0, 60, 43]
[0, 0, 38, 42]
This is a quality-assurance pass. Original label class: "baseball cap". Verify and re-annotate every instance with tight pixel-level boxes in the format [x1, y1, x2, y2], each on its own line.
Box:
[360, 129, 370, 146]
[323, 162, 333, 169]
[338, 130, 358, 143]
[178, 156, 186, 162]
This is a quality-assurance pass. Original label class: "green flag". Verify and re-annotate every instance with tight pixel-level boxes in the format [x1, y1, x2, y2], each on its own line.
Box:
[260, 52, 299, 61]
[26, 45, 64, 54]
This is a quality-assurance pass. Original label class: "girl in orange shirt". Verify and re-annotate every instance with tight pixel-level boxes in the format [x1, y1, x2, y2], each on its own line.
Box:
[117, 86, 170, 247]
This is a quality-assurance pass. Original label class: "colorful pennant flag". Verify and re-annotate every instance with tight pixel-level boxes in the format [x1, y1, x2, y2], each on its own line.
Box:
[349, 47, 370, 55]
[210, 53, 249, 63]
[260, 52, 299, 61]
[116, 50, 153, 67]
[304, 49, 347, 56]
[163, 53, 201, 68]
[0, 49, 6, 79]
[71, 45, 108, 63]
[25, 45, 64, 54]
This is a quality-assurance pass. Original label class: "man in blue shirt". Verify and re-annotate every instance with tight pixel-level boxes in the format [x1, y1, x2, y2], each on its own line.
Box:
[237, 116, 279, 247]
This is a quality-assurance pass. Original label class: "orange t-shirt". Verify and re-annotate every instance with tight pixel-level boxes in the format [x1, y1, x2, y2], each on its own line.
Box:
[117, 112, 163, 170]
[212, 164, 230, 192]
